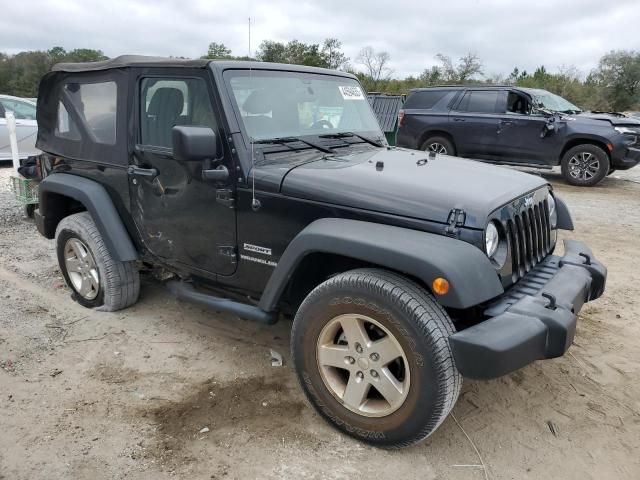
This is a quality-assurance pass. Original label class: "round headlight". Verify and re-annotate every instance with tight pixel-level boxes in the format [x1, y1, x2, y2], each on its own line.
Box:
[485, 222, 499, 258]
[548, 193, 558, 228]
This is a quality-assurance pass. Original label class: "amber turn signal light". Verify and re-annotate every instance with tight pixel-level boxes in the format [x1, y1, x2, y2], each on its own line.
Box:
[432, 277, 450, 295]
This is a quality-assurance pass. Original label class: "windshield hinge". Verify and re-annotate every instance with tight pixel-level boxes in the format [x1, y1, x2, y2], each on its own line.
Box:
[216, 189, 235, 209]
[445, 209, 466, 237]
[218, 246, 237, 264]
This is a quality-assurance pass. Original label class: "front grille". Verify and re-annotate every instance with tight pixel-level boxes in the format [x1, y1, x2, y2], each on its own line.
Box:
[506, 198, 552, 282]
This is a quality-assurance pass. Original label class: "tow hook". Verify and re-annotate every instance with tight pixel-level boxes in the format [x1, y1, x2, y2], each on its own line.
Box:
[579, 252, 592, 265]
[542, 292, 557, 310]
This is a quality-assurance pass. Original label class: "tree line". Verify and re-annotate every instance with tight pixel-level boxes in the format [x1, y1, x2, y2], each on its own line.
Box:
[1, 41, 639, 111]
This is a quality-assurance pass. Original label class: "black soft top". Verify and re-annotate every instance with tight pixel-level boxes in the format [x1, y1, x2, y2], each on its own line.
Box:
[52, 55, 211, 72]
[52, 55, 356, 78]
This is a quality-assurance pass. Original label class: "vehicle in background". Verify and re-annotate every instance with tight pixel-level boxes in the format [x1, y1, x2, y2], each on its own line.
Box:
[397, 86, 640, 186]
[0, 95, 40, 162]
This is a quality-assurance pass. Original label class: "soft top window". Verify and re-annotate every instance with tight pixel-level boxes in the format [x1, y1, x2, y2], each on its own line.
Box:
[58, 81, 117, 144]
[36, 69, 127, 165]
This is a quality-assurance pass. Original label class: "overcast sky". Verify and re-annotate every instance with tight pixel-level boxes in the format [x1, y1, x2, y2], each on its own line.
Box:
[1, 0, 638, 78]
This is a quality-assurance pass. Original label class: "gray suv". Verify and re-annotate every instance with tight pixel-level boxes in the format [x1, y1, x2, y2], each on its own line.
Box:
[397, 85, 640, 186]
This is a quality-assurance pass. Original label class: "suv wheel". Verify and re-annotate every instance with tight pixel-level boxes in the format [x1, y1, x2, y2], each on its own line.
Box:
[421, 136, 455, 156]
[291, 268, 461, 448]
[560, 144, 610, 186]
[55, 212, 140, 311]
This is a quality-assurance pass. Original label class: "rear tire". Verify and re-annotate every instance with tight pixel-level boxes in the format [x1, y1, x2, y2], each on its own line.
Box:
[421, 136, 456, 156]
[291, 268, 461, 448]
[55, 212, 140, 311]
[560, 144, 609, 186]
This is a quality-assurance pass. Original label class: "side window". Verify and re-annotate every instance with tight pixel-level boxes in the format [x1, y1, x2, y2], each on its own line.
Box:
[456, 90, 500, 114]
[55, 101, 81, 141]
[57, 81, 117, 144]
[404, 90, 449, 110]
[0, 99, 37, 120]
[506, 92, 530, 115]
[140, 77, 217, 149]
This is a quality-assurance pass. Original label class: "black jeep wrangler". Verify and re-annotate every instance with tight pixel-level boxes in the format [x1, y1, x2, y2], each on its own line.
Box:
[34, 56, 606, 448]
[396, 85, 640, 186]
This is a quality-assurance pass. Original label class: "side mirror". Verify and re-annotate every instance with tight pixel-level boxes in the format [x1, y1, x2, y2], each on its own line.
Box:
[172, 126, 218, 161]
[541, 117, 556, 138]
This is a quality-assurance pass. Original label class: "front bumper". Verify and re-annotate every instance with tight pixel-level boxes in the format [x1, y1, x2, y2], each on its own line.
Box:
[612, 145, 640, 170]
[449, 239, 607, 379]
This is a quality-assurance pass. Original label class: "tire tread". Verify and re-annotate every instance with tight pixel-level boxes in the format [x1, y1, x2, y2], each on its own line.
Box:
[292, 268, 462, 448]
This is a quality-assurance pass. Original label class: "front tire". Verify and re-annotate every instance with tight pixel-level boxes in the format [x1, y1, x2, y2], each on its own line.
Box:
[421, 136, 456, 156]
[560, 144, 610, 186]
[291, 268, 461, 448]
[56, 212, 140, 311]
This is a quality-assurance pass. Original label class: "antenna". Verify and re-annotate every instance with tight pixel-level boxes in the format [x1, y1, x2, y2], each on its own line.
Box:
[248, 16, 260, 211]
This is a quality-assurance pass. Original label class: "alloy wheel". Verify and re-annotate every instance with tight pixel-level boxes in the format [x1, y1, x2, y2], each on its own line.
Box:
[568, 152, 600, 181]
[64, 238, 100, 300]
[316, 313, 410, 417]
[427, 142, 448, 154]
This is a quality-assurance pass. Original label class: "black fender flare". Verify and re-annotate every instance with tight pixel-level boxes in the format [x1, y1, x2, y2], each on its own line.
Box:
[554, 195, 574, 231]
[258, 218, 504, 311]
[38, 173, 138, 262]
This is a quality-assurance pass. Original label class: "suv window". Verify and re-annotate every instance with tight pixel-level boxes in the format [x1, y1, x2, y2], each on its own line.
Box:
[456, 90, 500, 113]
[140, 77, 217, 149]
[404, 90, 449, 109]
[0, 98, 37, 120]
[506, 91, 531, 115]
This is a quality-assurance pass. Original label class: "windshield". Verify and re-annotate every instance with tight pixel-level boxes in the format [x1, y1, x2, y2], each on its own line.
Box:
[531, 90, 581, 113]
[224, 70, 382, 142]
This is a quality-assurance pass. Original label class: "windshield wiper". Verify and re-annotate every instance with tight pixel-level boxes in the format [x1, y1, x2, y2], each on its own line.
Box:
[561, 109, 582, 114]
[318, 132, 384, 148]
[253, 136, 335, 154]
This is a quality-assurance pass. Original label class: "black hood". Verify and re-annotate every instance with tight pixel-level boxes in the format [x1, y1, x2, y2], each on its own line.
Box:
[256, 148, 548, 229]
[571, 111, 640, 127]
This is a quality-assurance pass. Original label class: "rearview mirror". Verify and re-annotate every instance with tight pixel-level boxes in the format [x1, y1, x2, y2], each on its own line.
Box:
[172, 126, 218, 161]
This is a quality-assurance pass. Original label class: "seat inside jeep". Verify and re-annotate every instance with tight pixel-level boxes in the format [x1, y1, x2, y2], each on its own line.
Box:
[145, 87, 185, 148]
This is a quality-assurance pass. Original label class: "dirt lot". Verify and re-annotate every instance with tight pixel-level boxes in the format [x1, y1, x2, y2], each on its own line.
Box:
[0, 164, 639, 480]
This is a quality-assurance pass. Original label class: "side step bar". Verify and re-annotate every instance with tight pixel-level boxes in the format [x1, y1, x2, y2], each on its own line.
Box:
[167, 281, 278, 325]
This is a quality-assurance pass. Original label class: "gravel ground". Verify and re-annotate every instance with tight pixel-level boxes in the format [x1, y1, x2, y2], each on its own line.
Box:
[0, 163, 639, 480]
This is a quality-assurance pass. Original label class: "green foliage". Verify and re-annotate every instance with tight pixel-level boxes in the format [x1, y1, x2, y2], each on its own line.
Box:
[0, 47, 106, 97]
[2, 40, 638, 113]
[202, 42, 233, 59]
[254, 38, 348, 69]
[589, 50, 640, 111]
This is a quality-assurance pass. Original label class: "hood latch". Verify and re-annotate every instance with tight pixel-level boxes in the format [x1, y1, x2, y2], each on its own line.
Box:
[445, 209, 466, 237]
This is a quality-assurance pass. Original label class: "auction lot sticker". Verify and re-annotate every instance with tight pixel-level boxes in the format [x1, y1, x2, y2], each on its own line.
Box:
[339, 85, 365, 100]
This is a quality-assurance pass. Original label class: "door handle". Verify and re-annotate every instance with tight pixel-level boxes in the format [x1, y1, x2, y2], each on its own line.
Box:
[453, 117, 466, 122]
[499, 120, 514, 125]
[128, 165, 159, 178]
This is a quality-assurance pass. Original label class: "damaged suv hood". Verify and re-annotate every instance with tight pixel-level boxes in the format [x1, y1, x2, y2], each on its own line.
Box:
[272, 148, 547, 229]
[572, 111, 640, 127]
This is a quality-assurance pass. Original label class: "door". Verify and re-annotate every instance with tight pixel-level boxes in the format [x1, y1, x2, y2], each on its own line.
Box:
[0, 98, 39, 160]
[494, 90, 555, 164]
[448, 89, 502, 157]
[130, 71, 237, 276]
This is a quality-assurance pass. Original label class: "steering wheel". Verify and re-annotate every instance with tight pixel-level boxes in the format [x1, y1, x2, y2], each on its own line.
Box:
[310, 119, 334, 129]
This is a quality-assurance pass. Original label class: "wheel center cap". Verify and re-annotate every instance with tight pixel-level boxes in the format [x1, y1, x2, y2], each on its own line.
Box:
[357, 357, 370, 370]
